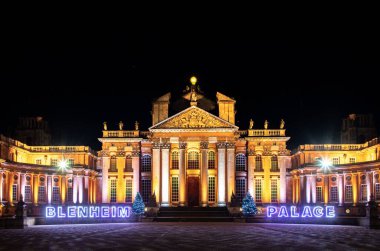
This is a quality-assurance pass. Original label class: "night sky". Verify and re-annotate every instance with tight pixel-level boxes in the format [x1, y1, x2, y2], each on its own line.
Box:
[1, 28, 379, 150]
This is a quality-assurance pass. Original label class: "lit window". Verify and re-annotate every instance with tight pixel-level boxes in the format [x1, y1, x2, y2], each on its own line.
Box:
[52, 187, 60, 204]
[142, 179, 151, 203]
[235, 153, 246, 171]
[125, 156, 132, 172]
[38, 186, 45, 202]
[332, 158, 339, 165]
[271, 155, 279, 171]
[345, 185, 353, 202]
[316, 186, 323, 202]
[330, 186, 338, 202]
[375, 184, 380, 201]
[12, 184, 18, 202]
[255, 179, 262, 202]
[51, 159, 58, 166]
[110, 156, 117, 171]
[67, 187, 73, 203]
[36, 159, 42, 165]
[271, 179, 278, 203]
[171, 176, 179, 202]
[125, 180, 132, 203]
[208, 151, 215, 169]
[24, 185, 31, 202]
[360, 184, 367, 202]
[110, 179, 117, 203]
[349, 158, 356, 164]
[68, 159, 74, 167]
[255, 155, 263, 171]
[208, 176, 215, 202]
[141, 155, 152, 172]
[188, 151, 199, 169]
[235, 178, 246, 202]
[171, 151, 179, 169]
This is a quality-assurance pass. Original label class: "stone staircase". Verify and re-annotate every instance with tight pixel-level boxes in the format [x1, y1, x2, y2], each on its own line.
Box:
[153, 207, 233, 222]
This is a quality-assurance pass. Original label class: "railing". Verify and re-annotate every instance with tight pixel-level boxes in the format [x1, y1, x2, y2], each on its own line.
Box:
[1, 134, 96, 155]
[298, 144, 364, 151]
[247, 129, 286, 137]
[102, 130, 140, 138]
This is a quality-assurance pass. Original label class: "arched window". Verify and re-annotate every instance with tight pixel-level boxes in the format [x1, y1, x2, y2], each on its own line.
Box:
[125, 155, 132, 172]
[110, 156, 117, 171]
[141, 154, 152, 172]
[188, 151, 199, 169]
[255, 155, 262, 171]
[171, 151, 179, 169]
[208, 151, 215, 169]
[235, 153, 246, 171]
[271, 155, 278, 171]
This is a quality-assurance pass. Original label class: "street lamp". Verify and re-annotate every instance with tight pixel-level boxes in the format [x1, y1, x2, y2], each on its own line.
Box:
[57, 159, 69, 172]
[318, 157, 332, 173]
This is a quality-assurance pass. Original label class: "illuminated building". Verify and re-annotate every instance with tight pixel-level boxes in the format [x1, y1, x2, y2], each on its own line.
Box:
[0, 77, 379, 215]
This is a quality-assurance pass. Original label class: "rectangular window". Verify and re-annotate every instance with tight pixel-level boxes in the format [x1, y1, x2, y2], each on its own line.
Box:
[36, 159, 42, 165]
[255, 157, 263, 172]
[51, 159, 58, 166]
[125, 157, 132, 172]
[235, 178, 246, 202]
[330, 186, 338, 202]
[68, 159, 75, 167]
[316, 186, 323, 202]
[271, 179, 278, 203]
[360, 184, 367, 202]
[349, 158, 356, 164]
[345, 185, 353, 202]
[110, 180, 117, 203]
[375, 184, 380, 201]
[52, 186, 60, 203]
[171, 176, 179, 202]
[255, 179, 262, 202]
[125, 179, 133, 203]
[38, 186, 45, 202]
[142, 179, 151, 203]
[67, 187, 73, 203]
[12, 184, 18, 202]
[208, 176, 215, 202]
[332, 158, 339, 165]
[24, 185, 31, 202]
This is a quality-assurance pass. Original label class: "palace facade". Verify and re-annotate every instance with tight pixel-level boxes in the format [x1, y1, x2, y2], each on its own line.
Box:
[1, 78, 379, 214]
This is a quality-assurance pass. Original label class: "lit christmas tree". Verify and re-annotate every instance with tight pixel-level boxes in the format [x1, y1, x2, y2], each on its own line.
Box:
[242, 192, 258, 217]
[132, 192, 145, 216]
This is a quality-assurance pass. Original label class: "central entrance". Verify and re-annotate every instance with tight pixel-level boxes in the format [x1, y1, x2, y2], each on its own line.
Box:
[187, 176, 199, 207]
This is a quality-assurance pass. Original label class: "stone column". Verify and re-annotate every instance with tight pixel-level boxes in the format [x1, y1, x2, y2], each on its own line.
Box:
[201, 141, 209, 207]
[279, 156, 287, 203]
[33, 174, 39, 205]
[61, 176, 66, 205]
[0, 172, 3, 202]
[217, 142, 226, 206]
[300, 175, 305, 204]
[102, 156, 110, 203]
[47, 175, 52, 204]
[84, 174, 89, 203]
[20, 174, 26, 200]
[132, 149, 140, 202]
[247, 150, 255, 196]
[152, 143, 161, 204]
[338, 174, 344, 205]
[311, 175, 317, 203]
[78, 175, 84, 204]
[324, 175, 329, 205]
[305, 175, 311, 204]
[161, 143, 170, 207]
[73, 175, 78, 204]
[226, 143, 235, 203]
[352, 173, 358, 205]
[179, 142, 186, 206]
[366, 172, 372, 202]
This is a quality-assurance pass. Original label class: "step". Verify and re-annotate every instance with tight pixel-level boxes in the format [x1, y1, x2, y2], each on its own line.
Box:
[153, 217, 234, 222]
[157, 212, 229, 217]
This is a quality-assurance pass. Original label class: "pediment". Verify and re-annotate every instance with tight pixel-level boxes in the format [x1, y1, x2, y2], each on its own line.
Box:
[149, 106, 238, 130]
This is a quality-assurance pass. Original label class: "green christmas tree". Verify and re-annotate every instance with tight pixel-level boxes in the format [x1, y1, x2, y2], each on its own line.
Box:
[132, 192, 145, 216]
[242, 192, 258, 217]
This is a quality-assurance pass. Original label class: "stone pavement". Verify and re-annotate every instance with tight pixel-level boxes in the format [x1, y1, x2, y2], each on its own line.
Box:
[1, 222, 380, 250]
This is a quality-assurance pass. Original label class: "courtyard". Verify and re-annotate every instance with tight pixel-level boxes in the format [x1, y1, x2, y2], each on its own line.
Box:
[1, 222, 380, 250]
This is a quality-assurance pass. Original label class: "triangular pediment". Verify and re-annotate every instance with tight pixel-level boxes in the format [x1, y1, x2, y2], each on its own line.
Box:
[149, 106, 238, 130]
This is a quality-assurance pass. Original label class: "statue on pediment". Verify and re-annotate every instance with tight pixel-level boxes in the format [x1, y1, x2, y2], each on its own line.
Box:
[264, 120, 269, 129]
[249, 119, 254, 129]
[103, 122, 107, 131]
[280, 119, 285, 129]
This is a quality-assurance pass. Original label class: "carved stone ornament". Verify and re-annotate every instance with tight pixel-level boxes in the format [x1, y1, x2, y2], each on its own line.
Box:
[132, 150, 140, 157]
[200, 141, 209, 149]
[117, 151, 126, 157]
[179, 142, 187, 149]
[226, 142, 235, 149]
[99, 151, 110, 157]
[248, 149, 255, 156]
[216, 142, 226, 149]
[161, 143, 171, 149]
[154, 107, 233, 129]
[152, 142, 161, 149]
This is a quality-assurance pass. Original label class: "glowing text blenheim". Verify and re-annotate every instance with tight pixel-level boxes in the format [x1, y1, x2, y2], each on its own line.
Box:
[267, 206, 335, 218]
[46, 206, 131, 218]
